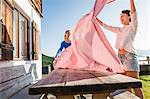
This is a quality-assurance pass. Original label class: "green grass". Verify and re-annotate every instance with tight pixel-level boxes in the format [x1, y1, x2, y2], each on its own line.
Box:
[140, 75, 150, 99]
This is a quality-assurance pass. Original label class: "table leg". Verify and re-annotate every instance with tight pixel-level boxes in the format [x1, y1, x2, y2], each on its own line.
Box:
[93, 93, 109, 99]
[41, 93, 49, 99]
[56, 95, 74, 99]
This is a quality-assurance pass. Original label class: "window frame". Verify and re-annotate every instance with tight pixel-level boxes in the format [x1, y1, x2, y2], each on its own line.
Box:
[13, 8, 31, 60]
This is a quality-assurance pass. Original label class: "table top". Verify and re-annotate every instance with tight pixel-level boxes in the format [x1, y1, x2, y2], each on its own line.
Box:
[29, 69, 142, 95]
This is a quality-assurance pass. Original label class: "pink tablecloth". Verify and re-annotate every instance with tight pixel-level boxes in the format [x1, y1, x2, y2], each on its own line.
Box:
[54, 0, 125, 73]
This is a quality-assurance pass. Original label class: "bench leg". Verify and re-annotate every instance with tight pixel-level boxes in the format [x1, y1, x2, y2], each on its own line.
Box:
[56, 95, 74, 99]
[40, 93, 49, 99]
[93, 93, 109, 99]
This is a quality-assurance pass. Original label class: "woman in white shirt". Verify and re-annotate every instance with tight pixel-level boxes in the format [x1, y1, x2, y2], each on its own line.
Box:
[98, 0, 143, 98]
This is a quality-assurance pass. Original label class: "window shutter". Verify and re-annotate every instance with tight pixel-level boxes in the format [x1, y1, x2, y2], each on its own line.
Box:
[1, 23, 13, 60]
[1, 0, 13, 60]
[35, 28, 39, 60]
[27, 22, 30, 60]
[32, 21, 39, 60]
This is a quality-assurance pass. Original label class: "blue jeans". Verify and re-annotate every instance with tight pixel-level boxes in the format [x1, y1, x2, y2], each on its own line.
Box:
[118, 52, 140, 72]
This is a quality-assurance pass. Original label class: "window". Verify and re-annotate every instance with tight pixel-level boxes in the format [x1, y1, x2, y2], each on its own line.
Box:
[13, 9, 29, 60]
[1, 0, 30, 60]
[1, 0, 39, 61]
[19, 13, 28, 59]
[1, 0, 13, 60]
[13, 9, 19, 58]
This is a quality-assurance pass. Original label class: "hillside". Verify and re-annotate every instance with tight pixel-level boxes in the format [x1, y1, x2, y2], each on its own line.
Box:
[42, 54, 54, 66]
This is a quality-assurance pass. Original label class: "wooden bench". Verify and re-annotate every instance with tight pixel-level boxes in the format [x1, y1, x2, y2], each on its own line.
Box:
[29, 69, 142, 99]
[112, 91, 140, 99]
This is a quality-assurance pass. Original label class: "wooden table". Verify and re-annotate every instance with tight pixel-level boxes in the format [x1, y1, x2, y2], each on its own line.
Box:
[29, 69, 142, 99]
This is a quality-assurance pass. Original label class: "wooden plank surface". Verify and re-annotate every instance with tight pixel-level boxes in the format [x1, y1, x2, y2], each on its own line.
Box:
[113, 91, 140, 99]
[29, 69, 142, 95]
[29, 69, 67, 95]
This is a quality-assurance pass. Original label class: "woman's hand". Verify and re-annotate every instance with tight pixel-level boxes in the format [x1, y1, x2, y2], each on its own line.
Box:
[53, 56, 59, 65]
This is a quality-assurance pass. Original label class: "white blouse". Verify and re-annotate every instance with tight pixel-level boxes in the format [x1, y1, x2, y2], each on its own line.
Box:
[101, 12, 138, 53]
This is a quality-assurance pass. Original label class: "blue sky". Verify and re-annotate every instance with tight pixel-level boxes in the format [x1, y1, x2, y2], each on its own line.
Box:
[42, 0, 150, 57]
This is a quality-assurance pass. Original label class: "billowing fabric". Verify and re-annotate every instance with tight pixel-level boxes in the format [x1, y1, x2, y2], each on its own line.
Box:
[54, 0, 125, 73]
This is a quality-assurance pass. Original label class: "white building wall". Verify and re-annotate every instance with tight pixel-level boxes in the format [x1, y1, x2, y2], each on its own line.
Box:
[14, 0, 42, 80]
[0, 0, 42, 98]
[14, 0, 41, 31]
